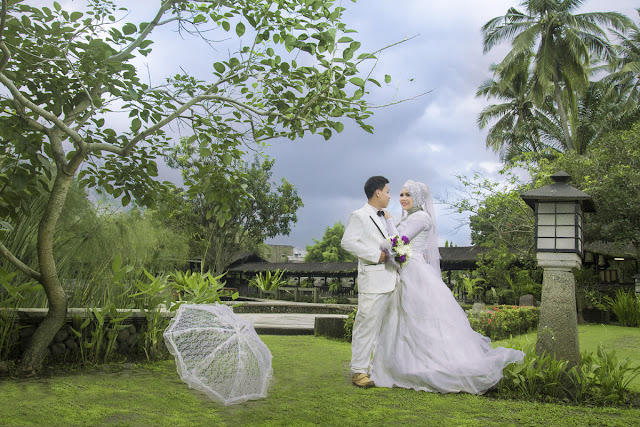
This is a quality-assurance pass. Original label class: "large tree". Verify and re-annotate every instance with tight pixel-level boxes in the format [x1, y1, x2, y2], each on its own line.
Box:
[476, 53, 562, 161]
[532, 123, 640, 260]
[604, 8, 640, 119]
[482, 0, 633, 154]
[0, 0, 407, 371]
[305, 221, 354, 262]
[162, 147, 303, 274]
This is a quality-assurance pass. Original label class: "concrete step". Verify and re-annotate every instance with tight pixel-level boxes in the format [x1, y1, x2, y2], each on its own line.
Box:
[237, 313, 348, 335]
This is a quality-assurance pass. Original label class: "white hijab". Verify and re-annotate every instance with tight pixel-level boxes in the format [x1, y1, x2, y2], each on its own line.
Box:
[401, 180, 441, 270]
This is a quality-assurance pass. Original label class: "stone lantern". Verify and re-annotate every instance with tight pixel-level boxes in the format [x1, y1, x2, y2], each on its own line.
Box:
[521, 171, 595, 366]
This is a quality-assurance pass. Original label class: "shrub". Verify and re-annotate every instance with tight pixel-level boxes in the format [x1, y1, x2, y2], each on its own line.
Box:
[328, 279, 342, 293]
[300, 278, 315, 288]
[249, 270, 287, 292]
[343, 308, 357, 342]
[605, 290, 640, 327]
[467, 305, 540, 341]
[497, 342, 640, 406]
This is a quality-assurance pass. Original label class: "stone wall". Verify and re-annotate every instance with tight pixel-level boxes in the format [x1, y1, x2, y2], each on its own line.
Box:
[3, 307, 171, 361]
[2, 302, 356, 360]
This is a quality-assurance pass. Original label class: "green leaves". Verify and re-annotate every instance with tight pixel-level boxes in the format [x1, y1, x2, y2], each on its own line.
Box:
[122, 23, 136, 35]
[131, 117, 141, 133]
[349, 77, 365, 87]
[236, 22, 246, 37]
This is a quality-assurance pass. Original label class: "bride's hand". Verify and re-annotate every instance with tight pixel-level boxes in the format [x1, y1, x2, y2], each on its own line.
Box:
[384, 210, 392, 219]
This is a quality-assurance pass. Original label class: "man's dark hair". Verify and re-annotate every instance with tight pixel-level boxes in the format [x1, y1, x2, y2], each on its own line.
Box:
[364, 176, 389, 200]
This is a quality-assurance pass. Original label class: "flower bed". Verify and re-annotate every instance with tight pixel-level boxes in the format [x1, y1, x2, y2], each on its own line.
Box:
[467, 305, 540, 341]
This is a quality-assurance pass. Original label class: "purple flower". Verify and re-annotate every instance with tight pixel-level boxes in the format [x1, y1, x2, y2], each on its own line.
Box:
[401, 235, 409, 244]
[398, 255, 406, 263]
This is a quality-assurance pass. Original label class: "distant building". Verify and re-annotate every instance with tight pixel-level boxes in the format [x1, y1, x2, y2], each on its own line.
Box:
[262, 244, 306, 263]
[288, 247, 307, 263]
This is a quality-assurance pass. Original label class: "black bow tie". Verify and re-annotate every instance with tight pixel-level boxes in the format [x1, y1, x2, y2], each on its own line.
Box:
[377, 210, 385, 217]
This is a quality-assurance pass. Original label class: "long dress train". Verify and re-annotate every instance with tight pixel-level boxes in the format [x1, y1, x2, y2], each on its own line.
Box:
[369, 211, 524, 394]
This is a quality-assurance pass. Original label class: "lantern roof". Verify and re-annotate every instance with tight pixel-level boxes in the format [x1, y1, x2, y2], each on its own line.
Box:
[520, 171, 596, 212]
[632, 272, 640, 280]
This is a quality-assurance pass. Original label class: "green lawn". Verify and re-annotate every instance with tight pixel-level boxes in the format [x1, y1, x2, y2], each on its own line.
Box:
[0, 325, 638, 426]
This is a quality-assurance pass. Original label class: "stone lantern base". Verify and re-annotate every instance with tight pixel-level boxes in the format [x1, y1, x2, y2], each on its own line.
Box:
[535, 252, 581, 367]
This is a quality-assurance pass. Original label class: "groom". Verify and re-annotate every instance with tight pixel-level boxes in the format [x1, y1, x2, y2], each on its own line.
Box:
[341, 175, 398, 388]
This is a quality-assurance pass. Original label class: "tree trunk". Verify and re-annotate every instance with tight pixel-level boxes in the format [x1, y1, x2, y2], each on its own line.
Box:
[18, 171, 74, 372]
[553, 77, 575, 152]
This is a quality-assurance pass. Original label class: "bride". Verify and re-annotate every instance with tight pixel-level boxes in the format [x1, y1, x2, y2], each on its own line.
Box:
[369, 180, 524, 394]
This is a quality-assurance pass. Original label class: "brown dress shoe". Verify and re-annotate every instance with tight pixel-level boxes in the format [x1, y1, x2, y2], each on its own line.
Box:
[352, 373, 375, 388]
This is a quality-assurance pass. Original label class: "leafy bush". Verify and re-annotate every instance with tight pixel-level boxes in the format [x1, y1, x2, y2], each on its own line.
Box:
[300, 278, 315, 289]
[467, 305, 540, 340]
[168, 270, 235, 307]
[497, 342, 640, 406]
[321, 296, 351, 305]
[343, 308, 357, 342]
[460, 275, 484, 301]
[583, 288, 608, 311]
[605, 290, 640, 327]
[328, 278, 342, 293]
[249, 270, 287, 292]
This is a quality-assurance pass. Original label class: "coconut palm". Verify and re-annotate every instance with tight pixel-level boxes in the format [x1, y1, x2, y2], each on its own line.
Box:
[605, 9, 640, 114]
[476, 53, 562, 162]
[482, 0, 634, 154]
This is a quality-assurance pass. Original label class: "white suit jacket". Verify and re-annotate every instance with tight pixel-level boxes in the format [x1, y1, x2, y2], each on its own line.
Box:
[341, 203, 397, 294]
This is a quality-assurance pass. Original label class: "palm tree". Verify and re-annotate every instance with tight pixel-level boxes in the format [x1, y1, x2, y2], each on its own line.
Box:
[605, 9, 640, 115]
[476, 53, 562, 162]
[482, 0, 633, 154]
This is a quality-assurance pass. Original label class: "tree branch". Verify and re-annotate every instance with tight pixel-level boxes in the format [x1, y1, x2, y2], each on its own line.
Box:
[108, 0, 177, 63]
[0, 0, 9, 72]
[122, 93, 283, 155]
[0, 73, 86, 148]
[0, 240, 42, 281]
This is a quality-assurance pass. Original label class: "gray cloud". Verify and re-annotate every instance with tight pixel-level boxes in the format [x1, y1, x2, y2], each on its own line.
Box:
[53, 0, 636, 249]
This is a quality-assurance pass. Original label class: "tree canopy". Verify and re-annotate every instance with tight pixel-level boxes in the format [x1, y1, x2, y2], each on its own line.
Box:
[305, 221, 354, 262]
[0, 0, 407, 371]
[162, 148, 303, 274]
[480, 1, 637, 158]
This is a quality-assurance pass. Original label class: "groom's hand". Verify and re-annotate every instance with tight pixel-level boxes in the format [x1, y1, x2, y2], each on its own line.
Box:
[378, 251, 388, 263]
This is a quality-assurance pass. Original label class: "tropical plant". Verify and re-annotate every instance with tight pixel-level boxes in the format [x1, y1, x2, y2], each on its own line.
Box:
[328, 278, 342, 293]
[0, 269, 42, 360]
[605, 9, 640, 115]
[249, 269, 287, 292]
[582, 289, 608, 311]
[482, 0, 634, 154]
[168, 270, 234, 309]
[498, 342, 640, 406]
[0, 0, 410, 371]
[460, 275, 484, 301]
[605, 289, 640, 327]
[476, 53, 561, 161]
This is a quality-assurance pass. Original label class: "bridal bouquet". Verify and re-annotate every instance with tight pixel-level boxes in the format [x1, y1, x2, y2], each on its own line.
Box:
[384, 235, 412, 268]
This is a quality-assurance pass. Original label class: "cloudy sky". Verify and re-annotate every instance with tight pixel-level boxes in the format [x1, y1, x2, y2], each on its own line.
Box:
[62, 0, 636, 250]
[255, 0, 638, 250]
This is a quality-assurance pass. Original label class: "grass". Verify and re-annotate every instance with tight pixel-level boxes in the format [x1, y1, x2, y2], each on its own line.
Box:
[0, 325, 638, 426]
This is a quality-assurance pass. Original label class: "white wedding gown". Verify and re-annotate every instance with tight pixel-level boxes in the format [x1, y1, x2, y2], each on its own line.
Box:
[369, 211, 525, 394]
